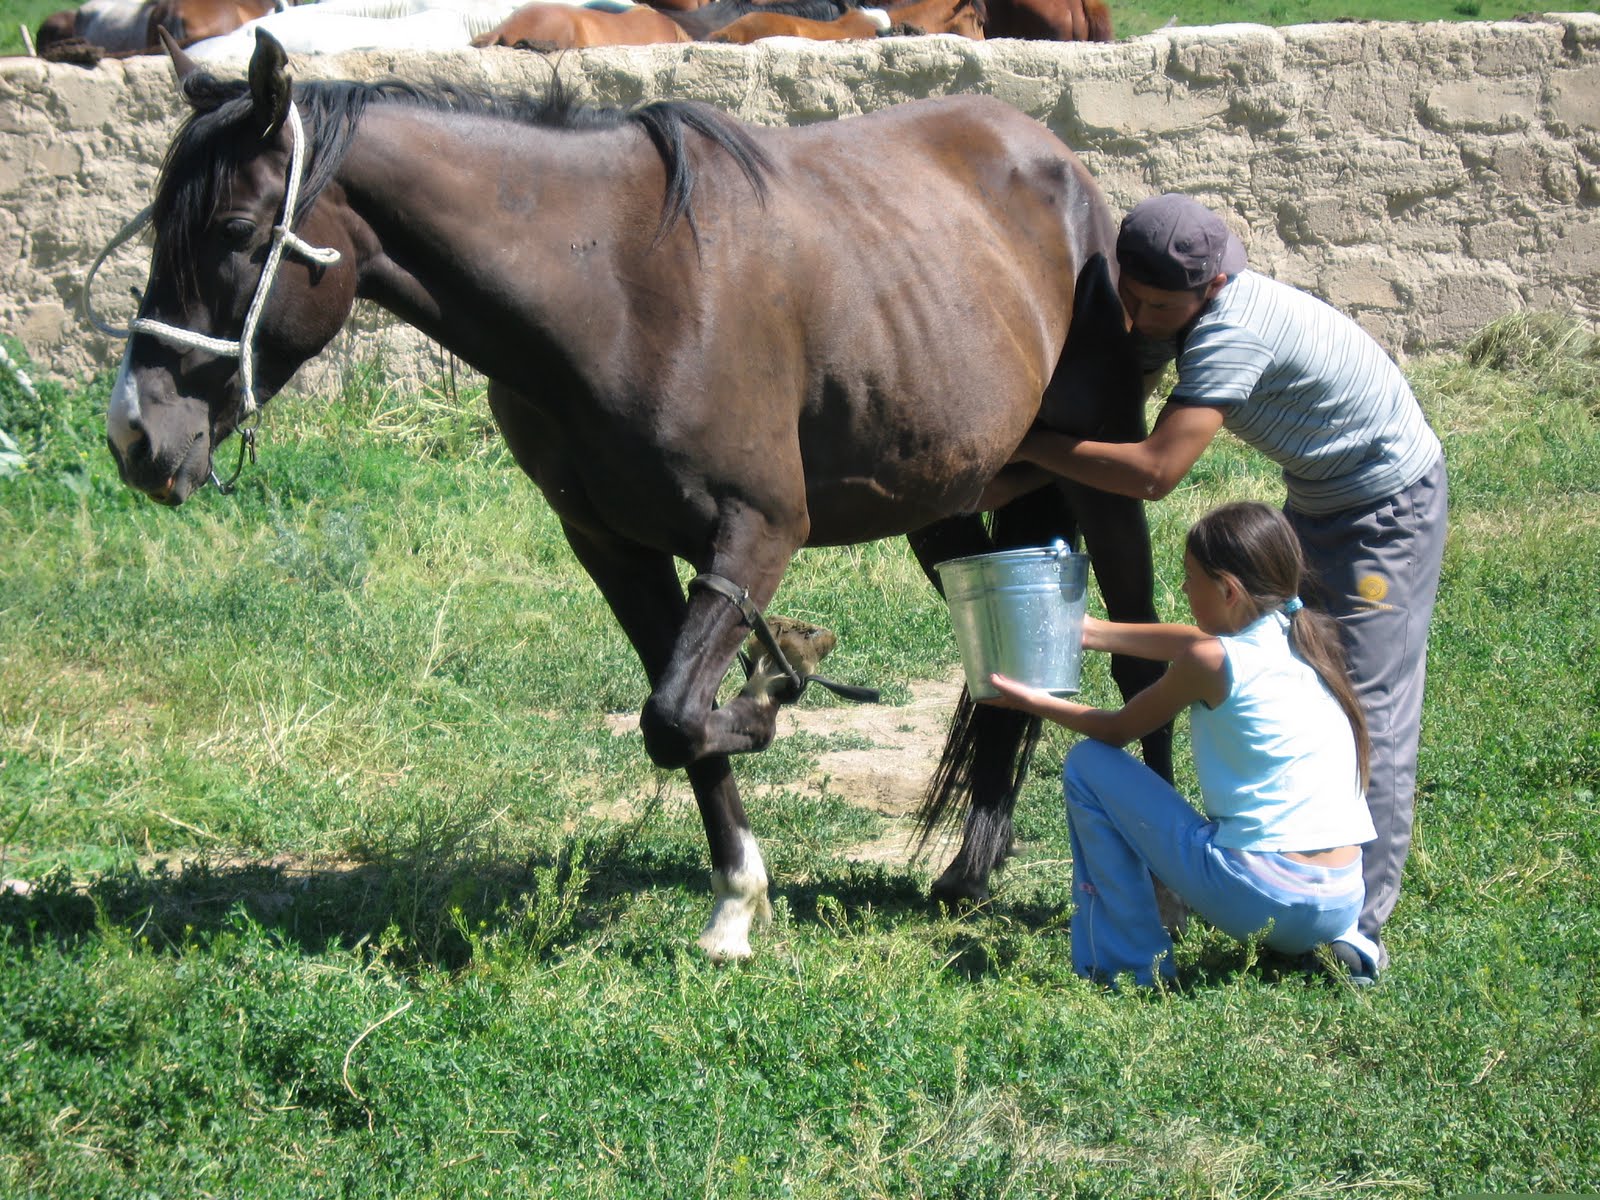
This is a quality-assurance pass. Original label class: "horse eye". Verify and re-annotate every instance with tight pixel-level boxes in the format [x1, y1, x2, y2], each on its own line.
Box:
[221, 218, 256, 246]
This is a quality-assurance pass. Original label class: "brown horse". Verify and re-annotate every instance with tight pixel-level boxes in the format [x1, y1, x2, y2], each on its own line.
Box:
[148, 0, 280, 44]
[472, 2, 693, 49]
[106, 31, 1169, 959]
[667, 0, 850, 40]
[708, 0, 983, 42]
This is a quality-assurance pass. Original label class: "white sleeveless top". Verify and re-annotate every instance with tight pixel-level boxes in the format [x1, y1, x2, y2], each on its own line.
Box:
[1189, 612, 1376, 852]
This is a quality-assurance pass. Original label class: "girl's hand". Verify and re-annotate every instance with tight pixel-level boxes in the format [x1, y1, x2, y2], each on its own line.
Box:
[980, 673, 1060, 714]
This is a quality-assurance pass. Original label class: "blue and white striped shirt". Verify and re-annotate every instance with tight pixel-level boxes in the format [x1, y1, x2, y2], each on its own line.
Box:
[1166, 271, 1441, 515]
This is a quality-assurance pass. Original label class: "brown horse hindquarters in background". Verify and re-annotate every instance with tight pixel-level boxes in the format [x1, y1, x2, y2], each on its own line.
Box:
[709, 0, 983, 42]
[472, 2, 693, 49]
[106, 33, 1164, 959]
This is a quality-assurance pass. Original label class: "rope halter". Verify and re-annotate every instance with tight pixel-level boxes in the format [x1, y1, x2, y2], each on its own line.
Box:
[85, 101, 342, 421]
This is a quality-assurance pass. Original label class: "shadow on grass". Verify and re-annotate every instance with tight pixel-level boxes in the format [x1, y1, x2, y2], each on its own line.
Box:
[0, 836, 1350, 992]
[0, 827, 960, 972]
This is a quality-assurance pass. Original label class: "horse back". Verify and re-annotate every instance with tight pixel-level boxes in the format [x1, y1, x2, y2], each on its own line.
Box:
[758, 96, 1111, 318]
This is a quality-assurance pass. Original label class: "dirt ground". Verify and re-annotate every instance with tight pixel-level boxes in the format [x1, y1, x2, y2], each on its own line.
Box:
[604, 670, 967, 865]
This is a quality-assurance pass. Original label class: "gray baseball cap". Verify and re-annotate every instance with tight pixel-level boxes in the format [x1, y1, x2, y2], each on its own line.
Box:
[1117, 194, 1247, 291]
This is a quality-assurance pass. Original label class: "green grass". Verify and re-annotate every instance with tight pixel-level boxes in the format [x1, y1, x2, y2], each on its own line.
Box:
[2, 319, 1599, 1196]
[2, 0, 64, 56]
[1110, 0, 1598, 36]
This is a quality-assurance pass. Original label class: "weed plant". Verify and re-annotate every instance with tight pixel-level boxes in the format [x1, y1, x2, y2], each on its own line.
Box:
[2, 316, 1598, 1196]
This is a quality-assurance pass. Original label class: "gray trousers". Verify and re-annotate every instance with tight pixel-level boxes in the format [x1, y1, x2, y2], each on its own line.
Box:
[1286, 455, 1448, 950]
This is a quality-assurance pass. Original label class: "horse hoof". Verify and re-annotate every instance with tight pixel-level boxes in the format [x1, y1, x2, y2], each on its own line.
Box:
[698, 929, 755, 962]
[929, 871, 990, 909]
[697, 934, 752, 966]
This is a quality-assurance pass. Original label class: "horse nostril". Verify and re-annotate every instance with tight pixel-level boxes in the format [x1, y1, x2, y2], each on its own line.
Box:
[125, 430, 152, 468]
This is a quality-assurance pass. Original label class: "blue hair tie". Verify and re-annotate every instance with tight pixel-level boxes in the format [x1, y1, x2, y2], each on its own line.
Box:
[1282, 596, 1304, 615]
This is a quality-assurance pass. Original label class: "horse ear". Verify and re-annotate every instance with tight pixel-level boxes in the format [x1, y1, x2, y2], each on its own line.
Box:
[157, 26, 201, 88]
[248, 28, 292, 140]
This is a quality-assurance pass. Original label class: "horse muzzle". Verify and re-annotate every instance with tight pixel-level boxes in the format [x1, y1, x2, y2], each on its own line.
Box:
[109, 428, 210, 506]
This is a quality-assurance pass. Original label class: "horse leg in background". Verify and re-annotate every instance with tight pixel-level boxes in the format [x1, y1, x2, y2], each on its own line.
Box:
[1063, 482, 1171, 778]
[1061, 479, 1188, 932]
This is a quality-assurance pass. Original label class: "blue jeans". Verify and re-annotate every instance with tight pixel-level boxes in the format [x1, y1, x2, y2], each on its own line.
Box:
[1064, 740, 1365, 986]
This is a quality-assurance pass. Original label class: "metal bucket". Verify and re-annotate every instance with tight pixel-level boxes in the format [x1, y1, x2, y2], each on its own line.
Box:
[935, 540, 1089, 701]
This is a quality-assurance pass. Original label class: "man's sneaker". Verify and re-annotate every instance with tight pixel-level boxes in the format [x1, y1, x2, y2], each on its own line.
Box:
[1327, 939, 1380, 987]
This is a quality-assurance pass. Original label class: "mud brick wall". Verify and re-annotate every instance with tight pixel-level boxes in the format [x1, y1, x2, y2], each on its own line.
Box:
[3, 13, 1597, 393]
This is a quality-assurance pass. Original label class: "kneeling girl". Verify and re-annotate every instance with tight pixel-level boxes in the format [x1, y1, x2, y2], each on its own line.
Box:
[985, 501, 1374, 986]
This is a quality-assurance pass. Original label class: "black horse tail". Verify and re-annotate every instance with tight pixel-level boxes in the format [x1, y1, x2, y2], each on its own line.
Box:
[912, 691, 1042, 891]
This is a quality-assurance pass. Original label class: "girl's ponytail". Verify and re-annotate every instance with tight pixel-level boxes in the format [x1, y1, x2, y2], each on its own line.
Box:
[1284, 602, 1370, 788]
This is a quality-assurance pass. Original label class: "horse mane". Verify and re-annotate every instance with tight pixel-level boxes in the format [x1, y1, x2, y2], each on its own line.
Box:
[152, 71, 773, 300]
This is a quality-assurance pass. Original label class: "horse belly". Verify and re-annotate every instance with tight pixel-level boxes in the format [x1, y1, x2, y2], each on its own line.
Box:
[759, 103, 1111, 540]
[770, 242, 1070, 537]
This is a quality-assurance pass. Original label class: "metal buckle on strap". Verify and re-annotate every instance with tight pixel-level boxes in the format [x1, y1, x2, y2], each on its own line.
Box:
[687, 573, 880, 705]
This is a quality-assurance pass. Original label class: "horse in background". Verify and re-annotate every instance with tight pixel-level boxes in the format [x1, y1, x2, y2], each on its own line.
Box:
[708, 0, 983, 42]
[690, 0, 1109, 43]
[473, 1, 692, 48]
[667, 0, 855, 41]
[106, 30, 1170, 959]
[34, 0, 278, 62]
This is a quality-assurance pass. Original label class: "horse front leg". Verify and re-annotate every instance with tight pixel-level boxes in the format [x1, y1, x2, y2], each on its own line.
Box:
[557, 519, 778, 961]
[637, 508, 806, 769]
[632, 506, 805, 959]
[687, 756, 772, 961]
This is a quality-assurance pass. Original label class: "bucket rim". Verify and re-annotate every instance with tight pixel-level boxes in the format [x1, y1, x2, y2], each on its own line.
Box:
[933, 542, 1086, 574]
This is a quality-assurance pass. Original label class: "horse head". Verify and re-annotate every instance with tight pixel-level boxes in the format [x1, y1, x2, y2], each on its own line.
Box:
[107, 29, 358, 505]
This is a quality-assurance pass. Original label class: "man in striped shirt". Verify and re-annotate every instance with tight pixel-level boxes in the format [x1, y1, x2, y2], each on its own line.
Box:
[1009, 194, 1448, 985]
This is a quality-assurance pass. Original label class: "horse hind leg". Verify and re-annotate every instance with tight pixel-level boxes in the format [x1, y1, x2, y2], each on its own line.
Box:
[907, 508, 1054, 905]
